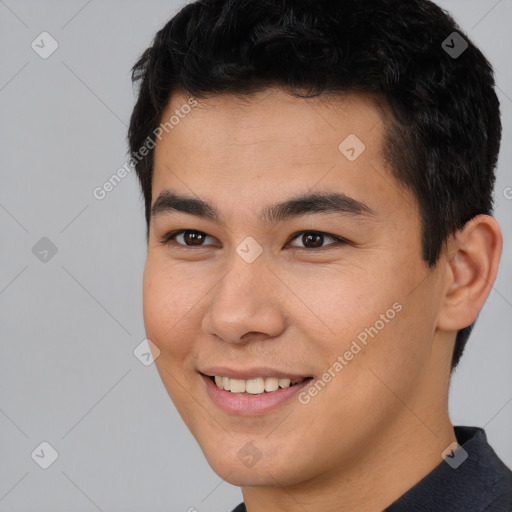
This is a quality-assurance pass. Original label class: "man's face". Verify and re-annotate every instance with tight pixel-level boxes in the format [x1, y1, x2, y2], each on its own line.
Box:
[144, 89, 449, 487]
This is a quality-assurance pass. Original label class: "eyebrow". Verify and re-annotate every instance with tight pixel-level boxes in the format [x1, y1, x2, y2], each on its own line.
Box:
[151, 189, 376, 224]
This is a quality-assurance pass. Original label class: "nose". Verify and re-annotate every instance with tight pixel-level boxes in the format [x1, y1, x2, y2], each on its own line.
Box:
[201, 255, 287, 345]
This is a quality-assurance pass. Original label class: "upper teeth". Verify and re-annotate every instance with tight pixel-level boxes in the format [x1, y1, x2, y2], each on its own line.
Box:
[213, 376, 303, 394]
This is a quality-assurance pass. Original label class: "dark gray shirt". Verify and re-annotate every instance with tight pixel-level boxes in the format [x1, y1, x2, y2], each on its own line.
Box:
[230, 426, 512, 512]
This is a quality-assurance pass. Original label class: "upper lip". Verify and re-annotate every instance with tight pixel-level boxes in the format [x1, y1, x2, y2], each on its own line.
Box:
[200, 366, 312, 381]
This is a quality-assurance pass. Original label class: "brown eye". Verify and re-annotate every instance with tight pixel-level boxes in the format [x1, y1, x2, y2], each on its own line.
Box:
[301, 232, 324, 248]
[162, 230, 215, 247]
[288, 230, 345, 250]
[182, 231, 206, 245]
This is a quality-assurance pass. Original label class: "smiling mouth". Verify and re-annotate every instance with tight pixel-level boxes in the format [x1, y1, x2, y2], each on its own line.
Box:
[204, 374, 314, 395]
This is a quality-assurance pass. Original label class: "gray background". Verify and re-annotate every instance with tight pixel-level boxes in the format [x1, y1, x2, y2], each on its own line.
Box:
[0, 0, 511, 510]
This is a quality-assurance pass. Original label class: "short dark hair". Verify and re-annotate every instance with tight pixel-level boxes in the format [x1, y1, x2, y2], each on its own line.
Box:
[128, 0, 501, 370]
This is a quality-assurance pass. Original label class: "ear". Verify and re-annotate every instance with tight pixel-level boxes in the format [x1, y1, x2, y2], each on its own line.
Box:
[437, 214, 502, 332]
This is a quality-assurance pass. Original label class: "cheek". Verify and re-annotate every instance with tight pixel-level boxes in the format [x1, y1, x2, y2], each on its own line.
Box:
[302, 258, 435, 382]
[142, 260, 203, 420]
[294, 266, 395, 346]
[142, 257, 196, 360]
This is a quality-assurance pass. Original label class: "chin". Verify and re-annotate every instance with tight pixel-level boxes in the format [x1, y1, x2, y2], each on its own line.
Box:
[198, 436, 307, 488]
[206, 456, 288, 487]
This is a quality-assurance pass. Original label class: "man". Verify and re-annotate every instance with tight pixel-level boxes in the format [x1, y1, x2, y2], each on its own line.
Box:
[128, 0, 511, 510]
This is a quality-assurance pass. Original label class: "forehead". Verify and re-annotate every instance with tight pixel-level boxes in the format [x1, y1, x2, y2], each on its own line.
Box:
[160, 87, 384, 143]
[150, 87, 418, 224]
[153, 88, 386, 176]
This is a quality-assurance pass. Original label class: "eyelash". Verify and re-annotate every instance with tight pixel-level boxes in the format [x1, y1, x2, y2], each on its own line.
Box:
[160, 229, 349, 251]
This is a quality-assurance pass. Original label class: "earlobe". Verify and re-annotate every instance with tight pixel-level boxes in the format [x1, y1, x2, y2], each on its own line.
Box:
[437, 214, 503, 332]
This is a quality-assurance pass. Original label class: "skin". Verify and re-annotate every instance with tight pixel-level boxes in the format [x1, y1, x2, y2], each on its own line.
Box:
[143, 88, 502, 511]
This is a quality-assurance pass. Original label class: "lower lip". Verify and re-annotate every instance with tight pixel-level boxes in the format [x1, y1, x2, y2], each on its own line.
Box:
[201, 374, 312, 416]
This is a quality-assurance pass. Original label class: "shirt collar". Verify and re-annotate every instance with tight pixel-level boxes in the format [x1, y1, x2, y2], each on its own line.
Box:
[385, 426, 512, 511]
